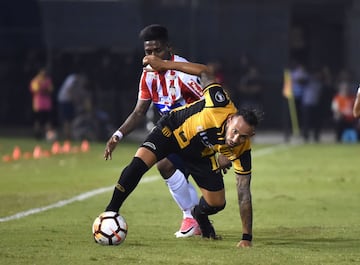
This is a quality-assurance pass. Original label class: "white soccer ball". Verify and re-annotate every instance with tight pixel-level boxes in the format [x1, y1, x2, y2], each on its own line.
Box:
[92, 211, 128, 246]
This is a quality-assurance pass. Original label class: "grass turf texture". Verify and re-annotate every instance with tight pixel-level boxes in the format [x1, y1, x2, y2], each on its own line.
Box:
[0, 137, 359, 265]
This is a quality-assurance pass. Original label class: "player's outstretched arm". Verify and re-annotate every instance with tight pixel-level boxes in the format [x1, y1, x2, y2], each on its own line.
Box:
[353, 86, 360, 118]
[235, 172, 253, 248]
[104, 99, 152, 160]
[143, 55, 215, 87]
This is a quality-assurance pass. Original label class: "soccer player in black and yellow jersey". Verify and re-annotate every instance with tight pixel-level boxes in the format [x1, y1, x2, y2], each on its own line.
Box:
[104, 55, 263, 248]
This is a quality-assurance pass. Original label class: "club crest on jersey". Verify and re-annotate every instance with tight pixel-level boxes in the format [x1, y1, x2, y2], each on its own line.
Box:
[215, 91, 226, 103]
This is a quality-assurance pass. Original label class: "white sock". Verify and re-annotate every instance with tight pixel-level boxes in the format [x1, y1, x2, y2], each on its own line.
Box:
[187, 181, 199, 217]
[165, 169, 198, 219]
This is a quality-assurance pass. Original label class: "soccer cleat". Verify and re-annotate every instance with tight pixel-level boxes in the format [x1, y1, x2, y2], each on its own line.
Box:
[191, 207, 221, 240]
[174, 217, 201, 238]
[200, 222, 222, 240]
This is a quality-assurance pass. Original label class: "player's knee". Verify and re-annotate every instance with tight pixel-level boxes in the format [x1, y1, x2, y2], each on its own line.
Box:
[156, 158, 175, 179]
[198, 196, 226, 215]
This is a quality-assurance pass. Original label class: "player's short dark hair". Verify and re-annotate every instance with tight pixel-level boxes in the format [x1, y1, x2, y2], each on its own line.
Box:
[139, 24, 169, 42]
[237, 107, 264, 127]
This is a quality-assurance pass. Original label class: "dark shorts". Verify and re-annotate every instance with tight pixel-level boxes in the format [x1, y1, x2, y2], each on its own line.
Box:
[141, 127, 224, 192]
[183, 155, 224, 192]
[58, 102, 74, 122]
[33, 111, 52, 125]
[141, 127, 179, 161]
[166, 153, 190, 178]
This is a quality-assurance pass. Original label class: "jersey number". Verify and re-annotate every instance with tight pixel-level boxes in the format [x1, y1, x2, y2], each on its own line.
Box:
[209, 155, 218, 171]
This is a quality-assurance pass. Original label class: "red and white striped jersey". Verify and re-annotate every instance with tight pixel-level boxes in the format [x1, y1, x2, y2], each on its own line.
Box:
[138, 54, 203, 115]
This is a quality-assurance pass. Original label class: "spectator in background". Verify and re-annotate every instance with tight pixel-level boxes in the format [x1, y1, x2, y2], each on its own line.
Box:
[207, 61, 231, 95]
[238, 53, 251, 78]
[236, 65, 263, 111]
[57, 72, 88, 140]
[301, 69, 323, 142]
[318, 66, 336, 128]
[29, 67, 55, 140]
[207, 61, 225, 84]
[282, 61, 310, 142]
[291, 62, 310, 125]
[331, 81, 357, 142]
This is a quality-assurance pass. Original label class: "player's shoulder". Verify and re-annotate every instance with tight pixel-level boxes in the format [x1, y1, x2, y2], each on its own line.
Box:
[173, 55, 199, 81]
[204, 83, 231, 107]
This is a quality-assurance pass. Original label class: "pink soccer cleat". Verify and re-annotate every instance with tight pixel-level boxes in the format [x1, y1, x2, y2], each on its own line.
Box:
[174, 217, 201, 238]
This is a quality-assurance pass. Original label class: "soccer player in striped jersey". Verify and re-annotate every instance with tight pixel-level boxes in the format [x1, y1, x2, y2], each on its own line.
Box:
[104, 55, 262, 247]
[104, 24, 203, 237]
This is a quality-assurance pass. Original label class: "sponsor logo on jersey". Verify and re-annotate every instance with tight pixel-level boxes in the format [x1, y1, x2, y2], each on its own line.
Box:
[199, 131, 213, 148]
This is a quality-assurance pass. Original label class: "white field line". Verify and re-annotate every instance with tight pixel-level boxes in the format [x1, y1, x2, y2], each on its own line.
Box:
[252, 144, 291, 158]
[0, 144, 294, 223]
[0, 176, 160, 223]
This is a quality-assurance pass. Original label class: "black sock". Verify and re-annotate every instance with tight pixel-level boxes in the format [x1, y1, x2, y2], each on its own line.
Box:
[105, 157, 149, 212]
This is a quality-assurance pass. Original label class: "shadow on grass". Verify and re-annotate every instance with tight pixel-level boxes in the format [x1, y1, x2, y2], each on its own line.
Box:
[225, 226, 360, 249]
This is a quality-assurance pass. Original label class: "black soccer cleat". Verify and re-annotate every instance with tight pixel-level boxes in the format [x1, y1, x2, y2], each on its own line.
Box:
[191, 207, 221, 240]
[200, 222, 222, 240]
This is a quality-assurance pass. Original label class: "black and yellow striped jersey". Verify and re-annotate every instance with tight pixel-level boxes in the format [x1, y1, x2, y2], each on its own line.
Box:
[159, 83, 252, 175]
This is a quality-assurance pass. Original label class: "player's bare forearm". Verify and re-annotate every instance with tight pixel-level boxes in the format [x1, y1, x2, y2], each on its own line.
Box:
[143, 55, 214, 87]
[118, 109, 145, 136]
[236, 173, 253, 235]
[353, 89, 360, 118]
[104, 100, 149, 160]
[117, 100, 150, 136]
[104, 112, 142, 160]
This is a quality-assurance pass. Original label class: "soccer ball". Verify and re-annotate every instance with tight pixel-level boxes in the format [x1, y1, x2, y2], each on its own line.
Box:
[92, 211, 128, 246]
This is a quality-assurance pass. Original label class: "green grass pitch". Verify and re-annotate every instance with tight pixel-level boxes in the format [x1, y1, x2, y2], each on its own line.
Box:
[0, 136, 359, 265]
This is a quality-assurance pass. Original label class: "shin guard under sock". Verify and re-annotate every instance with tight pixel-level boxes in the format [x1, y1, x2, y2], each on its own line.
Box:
[105, 157, 149, 212]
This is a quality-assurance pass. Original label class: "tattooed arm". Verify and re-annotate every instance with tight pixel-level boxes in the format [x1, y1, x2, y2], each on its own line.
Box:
[235, 172, 253, 248]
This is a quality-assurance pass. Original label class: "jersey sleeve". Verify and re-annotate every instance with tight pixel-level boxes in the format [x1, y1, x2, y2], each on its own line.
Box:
[233, 148, 252, 175]
[138, 71, 152, 100]
[203, 84, 230, 108]
[177, 73, 203, 103]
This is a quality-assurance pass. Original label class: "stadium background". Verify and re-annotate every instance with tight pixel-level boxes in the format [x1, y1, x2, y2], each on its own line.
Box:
[0, 0, 359, 133]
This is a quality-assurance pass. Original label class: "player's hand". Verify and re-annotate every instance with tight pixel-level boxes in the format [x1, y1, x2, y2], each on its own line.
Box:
[217, 154, 232, 174]
[143, 55, 167, 72]
[104, 136, 119, 160]
[236, 240, 252, 248]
